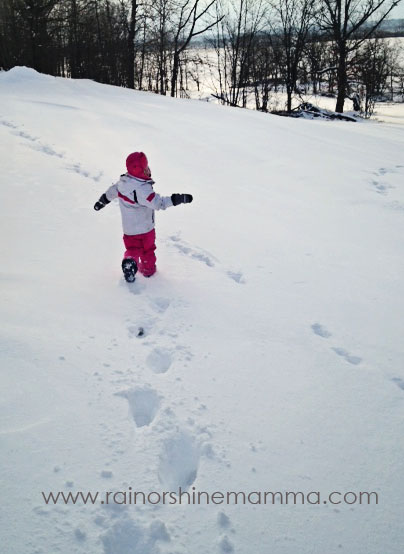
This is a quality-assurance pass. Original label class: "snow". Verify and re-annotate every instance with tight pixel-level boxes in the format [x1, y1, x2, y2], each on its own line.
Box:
[1, 66, 404, 554]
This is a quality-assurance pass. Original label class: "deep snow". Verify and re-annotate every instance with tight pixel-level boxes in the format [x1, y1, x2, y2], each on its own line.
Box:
[1, 67, 404, 554]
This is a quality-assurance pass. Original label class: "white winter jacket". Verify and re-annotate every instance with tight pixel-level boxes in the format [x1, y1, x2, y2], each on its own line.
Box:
[105, 174, 173, 235]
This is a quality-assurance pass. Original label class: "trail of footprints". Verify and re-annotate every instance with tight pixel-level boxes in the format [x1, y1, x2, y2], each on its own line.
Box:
[33, 302, 232, 552]
[0, 117, 103, 181]
[117, 294, 204, 490]
[311, 322, 404, 391]
[167, 235, 246, 285]
[102, 292, 234, 553]
[311, 322, 363, 366]
[370, 165, 404, 212]
[4, 115, 234, 547]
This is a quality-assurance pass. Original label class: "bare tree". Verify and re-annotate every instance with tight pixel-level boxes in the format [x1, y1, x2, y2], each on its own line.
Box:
[127, 0, 139, 88]
[352, 36, 400, 116]
[211, 0, 266, 107]
[170, 0, 222, 97]
[304, 32, 330, 95]
[249, 32, 276, 111]
[152, 0, 173, 95]
[269, 0, 316, 112]
[319, 0, 402, 112]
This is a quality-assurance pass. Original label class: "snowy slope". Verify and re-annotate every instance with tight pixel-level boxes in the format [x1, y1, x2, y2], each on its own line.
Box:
[1, 67, 404, 554]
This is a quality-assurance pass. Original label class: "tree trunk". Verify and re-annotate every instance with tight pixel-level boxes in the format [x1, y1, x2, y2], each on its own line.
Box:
[138, 23, 146, 89]
[127, 0, 137, 89]
[335, 45, 347, 113]
[287, 85, 292, 112]
[171, 51, 180, 97]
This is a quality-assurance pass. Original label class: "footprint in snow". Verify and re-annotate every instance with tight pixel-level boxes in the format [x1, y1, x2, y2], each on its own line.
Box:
[217, 512, 231, 529]
[331, 347, 362, 366]
[311, 323, 332, 338]
[149, 297, 170, 313]
[369, 164, 404, 196]
[146, 347, 172, 374]
[101, 517, 170, 554]
[66, 162, 103, 182]
[169, 235, 216, 267]
[74, 528, 86, 542]
[22, 139, 65, 158]
[158, 431, 200, 489]
[378, 166, 404, 175]
[0, 119, 18, 129]
[386, 200, 404, 212]
[311, 324, 361, 365]
[127, 325, 146, 338]
[169, 235, 246, 284]
[219, 535, 235, 553]
[121, 279, 146, 295]
[370, 180, 394, 195]
[371, 180, 384, 194]
[12, 129, 38, 142]
[127, 318, 156, 338]
[227, 270, 246, 284]
[391, 377, 404, 391]
[116, 387, 160, 427]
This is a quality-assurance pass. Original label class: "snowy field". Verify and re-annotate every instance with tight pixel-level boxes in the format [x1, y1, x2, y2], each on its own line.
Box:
[1, 66, 404, 554]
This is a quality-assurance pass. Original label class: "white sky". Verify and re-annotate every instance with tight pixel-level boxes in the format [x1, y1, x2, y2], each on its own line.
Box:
[391, 1, 404, 18]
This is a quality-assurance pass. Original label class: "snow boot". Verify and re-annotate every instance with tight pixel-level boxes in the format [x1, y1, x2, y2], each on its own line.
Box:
[122, 258, 138, 283]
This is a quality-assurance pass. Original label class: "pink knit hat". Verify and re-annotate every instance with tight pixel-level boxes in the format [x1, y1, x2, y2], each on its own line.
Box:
[126, 152, 151, 180]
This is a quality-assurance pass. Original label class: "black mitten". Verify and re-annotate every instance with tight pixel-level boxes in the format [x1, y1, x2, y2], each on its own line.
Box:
[171, 194, 193, 206]
[94, 193, 110, 211]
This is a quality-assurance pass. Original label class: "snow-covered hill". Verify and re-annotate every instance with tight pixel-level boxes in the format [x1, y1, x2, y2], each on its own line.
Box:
[1, 67, 404, 554]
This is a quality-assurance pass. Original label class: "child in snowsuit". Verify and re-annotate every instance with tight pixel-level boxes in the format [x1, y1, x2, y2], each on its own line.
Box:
[94, 152, 193, 282]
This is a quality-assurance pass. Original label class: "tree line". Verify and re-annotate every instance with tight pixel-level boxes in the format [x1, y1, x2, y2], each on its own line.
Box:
[0, 0, 403, 115]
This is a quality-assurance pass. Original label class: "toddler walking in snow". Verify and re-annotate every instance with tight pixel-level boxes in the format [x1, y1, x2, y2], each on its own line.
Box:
[94, 152, 193, 282]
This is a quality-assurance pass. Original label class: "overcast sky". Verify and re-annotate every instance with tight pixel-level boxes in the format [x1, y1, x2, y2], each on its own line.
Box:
[390, 1, 404, 18]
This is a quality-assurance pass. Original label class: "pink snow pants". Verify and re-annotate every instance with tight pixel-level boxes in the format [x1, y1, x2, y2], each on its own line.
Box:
[123, 229, 156, 277]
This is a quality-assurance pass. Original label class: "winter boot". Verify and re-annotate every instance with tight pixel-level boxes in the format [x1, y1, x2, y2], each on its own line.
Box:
[122, 258, 138, 283]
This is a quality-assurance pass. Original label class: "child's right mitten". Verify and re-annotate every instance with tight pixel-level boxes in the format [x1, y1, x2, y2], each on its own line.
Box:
[94, 193, 110, 211]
